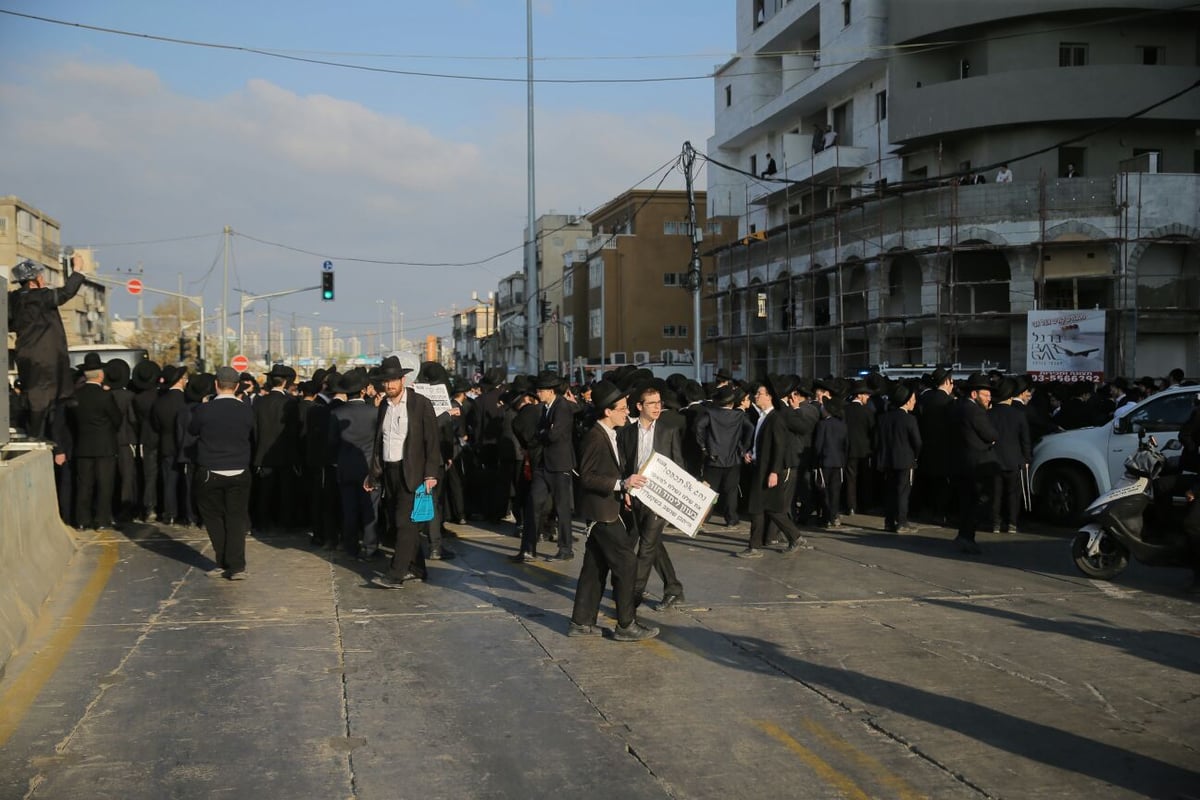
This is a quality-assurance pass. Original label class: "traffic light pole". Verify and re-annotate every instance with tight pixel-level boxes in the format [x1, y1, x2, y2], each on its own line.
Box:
[237, 285, 321, 363]
[89, 274, 206, 368]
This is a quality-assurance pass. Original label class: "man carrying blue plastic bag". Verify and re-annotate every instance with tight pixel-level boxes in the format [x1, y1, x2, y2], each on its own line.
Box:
[367, 356, 442, 589]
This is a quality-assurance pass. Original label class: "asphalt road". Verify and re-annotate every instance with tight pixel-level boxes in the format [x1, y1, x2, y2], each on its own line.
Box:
[1, 513, 1198, 800]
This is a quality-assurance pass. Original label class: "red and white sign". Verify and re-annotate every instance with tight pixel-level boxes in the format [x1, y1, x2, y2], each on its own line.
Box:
[126, 278, 144, 295]
[230, 354, 250, 373]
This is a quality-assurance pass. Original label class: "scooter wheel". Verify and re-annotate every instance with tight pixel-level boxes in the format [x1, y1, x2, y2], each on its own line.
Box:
[1071, 530, 1129, 580]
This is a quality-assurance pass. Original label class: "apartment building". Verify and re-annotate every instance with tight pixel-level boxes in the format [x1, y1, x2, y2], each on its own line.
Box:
[562, 189, 735, 372]
[528, 213, 592, 371]
[451, 299, 496, 378]
[708, 0, 1200, 379]
[1, 197, 109, 350]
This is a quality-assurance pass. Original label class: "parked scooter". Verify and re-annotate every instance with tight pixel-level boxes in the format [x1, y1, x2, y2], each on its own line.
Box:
[1071, 432, 1193, 580]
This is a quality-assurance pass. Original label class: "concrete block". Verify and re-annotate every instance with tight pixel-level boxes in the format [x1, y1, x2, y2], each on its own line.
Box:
[0, 447, 77, 676]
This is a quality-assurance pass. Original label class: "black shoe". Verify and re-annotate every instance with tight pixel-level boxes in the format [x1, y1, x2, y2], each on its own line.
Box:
[509, 551, 537, 563]
[736, 547, 764, 559]
[954, 536, 982, 555]
[159, 516, 176, 526]
[658, 593, 684, 611]
[567, 622, 603, 637]
[371, 574, 406, 589]
[785, 538, 812, 554]
[402, 571, 427, 583]
[991, 525, 1001, 534]
[614, 621, 660, 642]
[895, 524, 919, 535]
[550, 550, 575, 561]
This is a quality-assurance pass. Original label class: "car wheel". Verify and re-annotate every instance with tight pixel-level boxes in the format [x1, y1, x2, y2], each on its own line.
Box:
[1071, 530, 1129, 580]
[1038, 466, 1093, 525]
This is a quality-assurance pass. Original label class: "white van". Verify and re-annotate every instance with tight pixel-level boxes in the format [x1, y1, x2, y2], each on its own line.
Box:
[67, 344, 149, 369]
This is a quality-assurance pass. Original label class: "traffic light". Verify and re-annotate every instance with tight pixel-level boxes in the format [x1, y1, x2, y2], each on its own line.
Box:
[541, 297, 551, 322]
[321, 270, 335, 301]
[179, 335, 194, 364]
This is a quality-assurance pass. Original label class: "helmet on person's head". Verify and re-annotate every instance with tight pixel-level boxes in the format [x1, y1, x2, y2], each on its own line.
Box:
[10, 260, 43, 283]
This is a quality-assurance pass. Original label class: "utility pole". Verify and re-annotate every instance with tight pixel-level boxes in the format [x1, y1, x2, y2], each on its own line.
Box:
[682, 141, 704, 382]
[524, 0, 539, 375]
[391, 301, 397, 351]
[221, 225, 230, 367]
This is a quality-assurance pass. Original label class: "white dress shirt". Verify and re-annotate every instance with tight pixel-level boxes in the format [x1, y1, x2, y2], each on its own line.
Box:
[382, 390, 409, 462]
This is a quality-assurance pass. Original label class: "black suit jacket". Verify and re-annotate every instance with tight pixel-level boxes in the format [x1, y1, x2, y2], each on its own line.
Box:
[151, 388, 187, 457]
[70, 382, 122, 458]
[577, 423, 624, 523]
[875, 408, 921, 470]
[535, 397, 577, 473]
[917, 389, 955, 475]
[618, 415, 684, 475]
[746, 408, 792, 514]
[954, 397, 999, 470]
[329, 398, 378, 484]
[844, 399, 876, 459]
[370, 388, 442, 490]
[989, 403, 1032, 471]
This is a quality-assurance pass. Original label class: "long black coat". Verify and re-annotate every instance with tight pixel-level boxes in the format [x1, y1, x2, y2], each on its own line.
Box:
[8, 271, 86, 405]
[576, 423, 625, 523]
[746, 409, 794, 515]
[328, 398, 378, 484]
[954, 397, 999, 470]
[253, 390, 300, 468]
[69, 382, 122, 458]
[369, 388, 442, 490]
[151, 388, 188, 458]
[844, 399, 876, 460]
[917, 389, 956, 476]
[989, 402, 1032, 471]
[875, 408, 921, 470]
[782, 402, 820, 468]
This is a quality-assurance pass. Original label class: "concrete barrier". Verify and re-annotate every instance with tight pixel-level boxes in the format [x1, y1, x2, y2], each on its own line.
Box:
[0, 447, 77, 676]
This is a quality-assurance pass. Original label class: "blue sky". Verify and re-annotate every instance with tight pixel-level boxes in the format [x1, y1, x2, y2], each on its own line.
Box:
[0, 1, 732, 352]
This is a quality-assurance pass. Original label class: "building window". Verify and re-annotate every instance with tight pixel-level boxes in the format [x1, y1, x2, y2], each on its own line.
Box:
[0, 217, 7, 237]
[1059, 43, 1087, 66]
[1136, 45, 1165, 65]
[679, 325, 688, 337]
[589, 309, 602, 339]
[663, 272, 679, 286]
[875, 90, 887, 122]
[663, 324, 676, 337]
[725, 85, 732, 107]
[588, 259, 603, 284]
[750, 154, 758, 176]
[663, 221, 689, 236]
[563, 271, 574, 297]
[705, 221, 722, 235]
[842, 0, 851, 26]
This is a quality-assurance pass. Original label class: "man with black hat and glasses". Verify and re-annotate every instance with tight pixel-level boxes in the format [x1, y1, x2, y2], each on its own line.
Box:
[515, 371, 578, 562]
[368, 356, 441, 589]
[7, 258, 86, 439]
[568, 380, 659, 641]
[952, 373, 999, 554]
[739, 375, 811, 558]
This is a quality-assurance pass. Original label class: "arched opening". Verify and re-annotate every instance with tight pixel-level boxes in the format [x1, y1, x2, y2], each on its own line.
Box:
[770, 271, 792, 330]
[945, 245, 1010, 315]
[1136, 240, 1199, 309]
[885, 253, 922, 317]
[841, 259, 868, 323]
[750, 278, 768, 335]
[813, 269, 831, 326]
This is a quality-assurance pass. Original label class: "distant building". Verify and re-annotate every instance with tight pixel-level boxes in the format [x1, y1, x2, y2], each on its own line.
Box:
[296, 326, 313, 359]
[527, 213, 592, 372]
[1, 196, 108, 350]
[451, 300, 496, 377]
[318, 326, 336, 360]
[708, 0, 1200, 378]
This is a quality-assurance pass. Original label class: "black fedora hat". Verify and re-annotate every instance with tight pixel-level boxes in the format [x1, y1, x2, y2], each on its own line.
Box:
[340, 367, 368, 396]
[103, 358, 131, 390]
[710, 385, 737, 406]
[890, 384, 912, 407]
[591, 379, 630, 411]
[768, 373, 801, 399]
[81, 351, 104, 371]
[418, 360, 449, 385]
[378, 356, 412, 381]
[161, 364, 186, 388]
[130, 359, 162, 391]
[930, 367, 952, 386]
[714, 367, 733, 382]
[267, 363, 296, 381]
[964, 372, 992, 391]
[534, 370, 562, 391]
[993, 377, 1016, 403]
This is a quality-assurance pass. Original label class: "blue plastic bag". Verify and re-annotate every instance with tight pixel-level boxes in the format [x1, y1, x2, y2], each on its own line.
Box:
[411, 483, 435, 523]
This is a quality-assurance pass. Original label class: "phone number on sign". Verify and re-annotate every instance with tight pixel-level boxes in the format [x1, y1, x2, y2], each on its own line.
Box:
[1030, 371, 1104, 383]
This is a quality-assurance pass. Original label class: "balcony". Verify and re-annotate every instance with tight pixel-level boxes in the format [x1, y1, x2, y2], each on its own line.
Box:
[751, 145, 873, 205]
[890, 65, 1200, 144]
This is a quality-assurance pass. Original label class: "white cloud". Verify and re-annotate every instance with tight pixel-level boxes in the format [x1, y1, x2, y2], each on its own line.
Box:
[0, 58, 711, 334]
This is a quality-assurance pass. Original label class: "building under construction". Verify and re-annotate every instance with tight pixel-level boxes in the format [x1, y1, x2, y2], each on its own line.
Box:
[706, 0, 1200, 380]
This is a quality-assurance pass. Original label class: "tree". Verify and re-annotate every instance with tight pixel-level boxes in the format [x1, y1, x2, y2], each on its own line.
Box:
[125, 300, 200, 368]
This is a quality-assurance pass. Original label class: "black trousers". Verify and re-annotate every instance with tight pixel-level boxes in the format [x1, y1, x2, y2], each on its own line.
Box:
[443, 458, 466, 522]
[819, 467, 843, 524]
[139, 446, 158, 518]
[957, 468, 991, 541]
[750, 469, 802, 548]
[159, 456, 183, 521]
[339, 481, 381, 555]
[196, 469, 251, 573]
[845, 456, 873, 512]
[525, 467, 574, 555]
[992, 470, 1022, 529]
[383, 462, 427, 580]
[306, 465, 340, 545]
[631, 500, 683, 601]
[74, 455, 116, 527]
[883, 468, 913, 531]
[704, 464, 741, 525]
[115, 444, 138, 520]
[571, 519, 637, 629]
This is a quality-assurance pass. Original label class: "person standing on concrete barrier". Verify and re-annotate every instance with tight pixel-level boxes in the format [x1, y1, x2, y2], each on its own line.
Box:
[7, 258, 86, 439]
[189, 366, 255, 580]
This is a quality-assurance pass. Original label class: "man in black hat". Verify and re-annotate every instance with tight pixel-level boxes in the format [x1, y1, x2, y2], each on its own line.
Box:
[916, 367, 956, 524]
[988, 377, 1031, 533]
[328, 369, 383, 559]
[568, 380, 659, 641]
[300, 371, 339, 549]
[843, 381, 877, 515]
[740, 376, 810, 558]
[7, 258, 87, 438]
[472, 366, 509, 521]
[952, 373, 999, 554]
[619, 383, 687, 610]
[68, 352, 123, 530]
[368, 357, 442, 589]
[103, 358, 139, 523]
[781, 377, 820, 527]
[252, 364, 300, 533]
[875, 384, 921, 534]
[130, 359, 163, 521]
[694, 384, 746, 527]
[151, 364, 189, 525]
[189, 366, 255, 579]
[515, 371, 578, 562]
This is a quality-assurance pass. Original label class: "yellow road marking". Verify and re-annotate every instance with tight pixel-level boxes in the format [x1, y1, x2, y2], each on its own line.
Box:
[642, 639, 679, 660]
[0, 539, 119, 747]
[801, 718, 925, 800]
[757, 720, 871, 800]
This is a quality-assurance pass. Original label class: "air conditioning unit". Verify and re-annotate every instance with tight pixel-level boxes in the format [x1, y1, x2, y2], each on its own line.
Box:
[609, 352, 627, 365]
[632, 350, 650, 365]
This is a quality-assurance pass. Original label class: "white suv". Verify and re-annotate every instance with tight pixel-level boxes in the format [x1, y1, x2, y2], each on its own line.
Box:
[1031, 384, 1199, 524]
